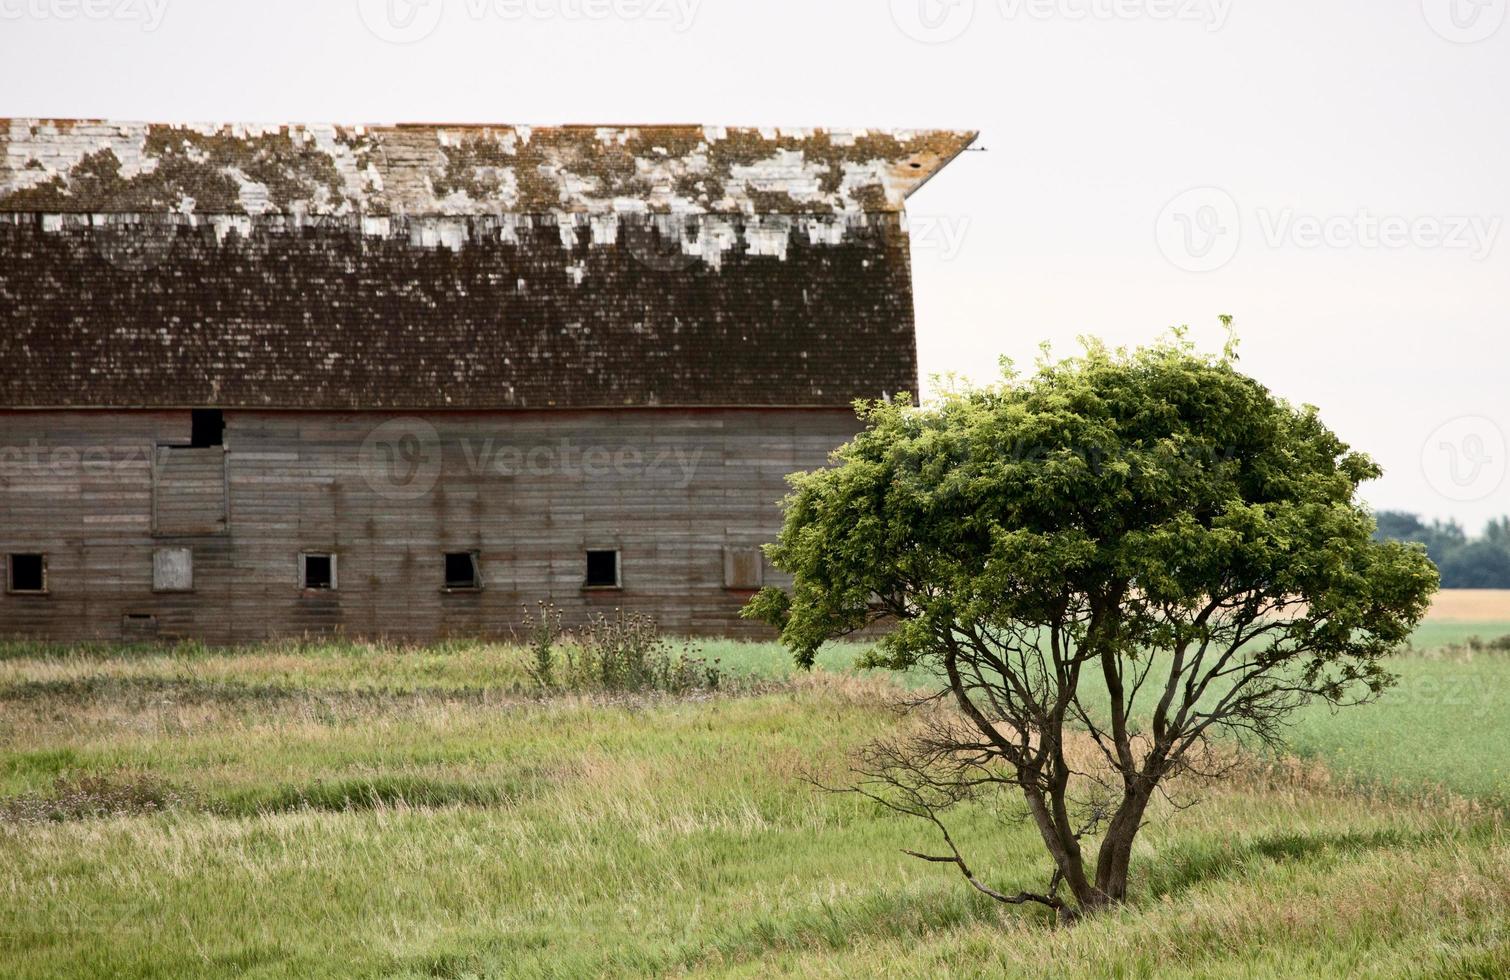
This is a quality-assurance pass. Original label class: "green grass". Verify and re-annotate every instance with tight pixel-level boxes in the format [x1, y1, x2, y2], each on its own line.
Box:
[1, 625, 1508, 977]
[1288, 641, 1510, 808]
[1401, 620, 1510, 652]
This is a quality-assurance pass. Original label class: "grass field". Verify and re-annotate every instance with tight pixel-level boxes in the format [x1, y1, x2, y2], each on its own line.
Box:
[2, 617, 1509, 977]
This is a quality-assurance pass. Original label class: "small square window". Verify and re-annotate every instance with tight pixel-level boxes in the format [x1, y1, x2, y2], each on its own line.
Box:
[301, 553, 337, 591]
[584, 549, 621, 589]
[153, 548, 194, 593]
[444, 552, 482, 591]
[6, 554, 46, 594]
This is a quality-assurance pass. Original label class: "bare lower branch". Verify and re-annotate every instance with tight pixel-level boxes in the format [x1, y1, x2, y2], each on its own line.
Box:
[900, 848, 1065, 911]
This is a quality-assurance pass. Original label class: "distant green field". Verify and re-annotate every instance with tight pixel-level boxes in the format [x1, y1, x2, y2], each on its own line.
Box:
[1, 622, 1507, 977]
[1406, 620, 1510, 651]
[1288, 622, 1510, 807]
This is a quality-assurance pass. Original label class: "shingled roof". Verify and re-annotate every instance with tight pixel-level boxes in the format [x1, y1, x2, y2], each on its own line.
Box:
[0, 120, 976, 410]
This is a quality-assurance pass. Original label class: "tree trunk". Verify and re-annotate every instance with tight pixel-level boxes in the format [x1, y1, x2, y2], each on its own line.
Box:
[1092, 789, 1152, 903]
[1023, 787, 1104, 912]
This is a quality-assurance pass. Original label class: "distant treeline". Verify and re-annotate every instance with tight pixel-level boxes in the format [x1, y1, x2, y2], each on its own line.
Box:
[1375, 513, 1510, 589]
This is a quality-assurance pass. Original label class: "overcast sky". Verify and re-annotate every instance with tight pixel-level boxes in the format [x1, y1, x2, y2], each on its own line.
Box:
[3, 0, 1507, 530]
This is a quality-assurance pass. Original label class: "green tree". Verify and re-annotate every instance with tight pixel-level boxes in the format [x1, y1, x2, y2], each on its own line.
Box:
[1438, 541, 1510, 590]
[1373, 511, 1467, 567]
[747, 332, 1438, 919]
[1375, 512, 1510, 588]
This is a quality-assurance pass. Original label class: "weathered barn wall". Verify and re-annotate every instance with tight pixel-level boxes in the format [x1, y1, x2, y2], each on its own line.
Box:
[0, 408, 860, 643]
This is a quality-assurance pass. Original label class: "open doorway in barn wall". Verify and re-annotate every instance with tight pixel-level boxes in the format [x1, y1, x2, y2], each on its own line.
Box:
[153, 410, 229, 538]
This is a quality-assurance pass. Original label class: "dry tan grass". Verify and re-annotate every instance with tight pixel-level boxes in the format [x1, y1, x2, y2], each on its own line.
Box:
[1426, 589, 1510, 622]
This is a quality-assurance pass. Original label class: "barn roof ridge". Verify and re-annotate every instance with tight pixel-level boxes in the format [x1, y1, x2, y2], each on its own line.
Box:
[0, 119, 978, 218]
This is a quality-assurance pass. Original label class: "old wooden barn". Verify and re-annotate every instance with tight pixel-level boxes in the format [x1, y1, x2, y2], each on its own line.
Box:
[0, 120, 974, 642]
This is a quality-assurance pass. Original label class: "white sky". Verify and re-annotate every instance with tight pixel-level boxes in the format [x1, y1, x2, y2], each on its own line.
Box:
[3, 0, 1507, 530]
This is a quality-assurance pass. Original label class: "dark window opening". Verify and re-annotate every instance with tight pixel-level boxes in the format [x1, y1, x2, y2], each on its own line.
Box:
[7, 554, 45, 594]
[191, 409, 224, 448]
[301, 553, 336, 591]
[585, 550, 621, 589]
[444, 552, 482, 591]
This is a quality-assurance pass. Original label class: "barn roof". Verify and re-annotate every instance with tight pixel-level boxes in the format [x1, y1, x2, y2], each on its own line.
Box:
[0, 121, 976, 217]
[0, 120, 976, 411]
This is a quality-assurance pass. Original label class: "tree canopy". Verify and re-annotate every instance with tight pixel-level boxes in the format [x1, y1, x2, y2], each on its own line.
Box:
[747, 332, 1439, 918]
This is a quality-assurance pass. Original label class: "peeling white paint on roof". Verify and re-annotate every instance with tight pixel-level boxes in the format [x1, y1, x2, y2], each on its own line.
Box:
[0, 121, 976, 270]
[0, 120, 976, 220]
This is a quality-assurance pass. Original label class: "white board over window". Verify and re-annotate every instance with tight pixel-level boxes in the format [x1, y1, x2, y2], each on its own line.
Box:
[153, 548, 193, 592]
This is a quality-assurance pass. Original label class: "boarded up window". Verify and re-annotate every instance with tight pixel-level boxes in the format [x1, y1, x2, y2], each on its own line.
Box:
[153, 548, 193, 593]
[122, 614, 159, 641]
[723, 547, 764, 590]
[153, 446, 228, 536]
